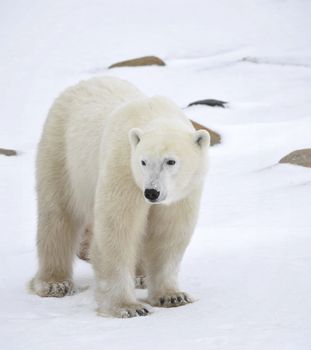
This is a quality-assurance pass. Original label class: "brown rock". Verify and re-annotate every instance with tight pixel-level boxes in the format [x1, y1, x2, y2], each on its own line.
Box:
[0, 148, 17, 156]
[190, 120, 221, 146]
[109, 56, 165, 69]
[279, 149, 311, 168]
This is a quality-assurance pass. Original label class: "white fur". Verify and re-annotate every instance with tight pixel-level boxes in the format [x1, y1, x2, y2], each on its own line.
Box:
[30, 76, 209, 317]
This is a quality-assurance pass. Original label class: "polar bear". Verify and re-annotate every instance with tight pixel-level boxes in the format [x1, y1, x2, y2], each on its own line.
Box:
[29, 76, 210, 318]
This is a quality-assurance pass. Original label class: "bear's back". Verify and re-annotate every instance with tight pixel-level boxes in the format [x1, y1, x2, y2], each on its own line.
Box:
[42, 77, 145, 217]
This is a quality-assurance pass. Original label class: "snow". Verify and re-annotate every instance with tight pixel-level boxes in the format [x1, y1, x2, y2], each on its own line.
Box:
[0, 0, 311, 349]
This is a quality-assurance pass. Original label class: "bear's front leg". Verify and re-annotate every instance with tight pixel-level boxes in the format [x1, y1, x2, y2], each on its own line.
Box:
[145, 193, 201, 308]
[91, 180, 152, 318]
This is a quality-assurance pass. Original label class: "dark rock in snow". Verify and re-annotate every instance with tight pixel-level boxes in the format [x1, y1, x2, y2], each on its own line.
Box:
[109, 56, 166, 69]
[190, 120, 221, 146]
[279, 149, 311, 168]
[188, 99, 227, 108]
[0, 148, 17, 156]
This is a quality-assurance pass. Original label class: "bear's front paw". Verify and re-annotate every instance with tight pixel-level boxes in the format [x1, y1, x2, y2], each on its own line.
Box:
[151, 292, 194, 308]
[29, 278, 73, 297]
[97, 303, 152, 318]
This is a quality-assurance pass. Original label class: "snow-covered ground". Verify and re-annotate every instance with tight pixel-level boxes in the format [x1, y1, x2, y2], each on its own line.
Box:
[0, 1, 310, 349]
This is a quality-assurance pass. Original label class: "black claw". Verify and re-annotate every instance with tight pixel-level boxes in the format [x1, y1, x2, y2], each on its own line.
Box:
[143, 308, 149, 314]
[177, 296, 182, 302]
[160, 297, 165, 305]
[171, 297, 177, 304]
[136, 309, 144, 316]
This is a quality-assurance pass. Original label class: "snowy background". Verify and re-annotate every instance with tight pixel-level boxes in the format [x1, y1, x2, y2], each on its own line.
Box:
[0, 0, 311, 349]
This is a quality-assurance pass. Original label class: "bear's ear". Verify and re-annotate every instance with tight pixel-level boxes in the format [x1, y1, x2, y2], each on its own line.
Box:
[194, 130, 210, 149]
[129, 128, 143, 148]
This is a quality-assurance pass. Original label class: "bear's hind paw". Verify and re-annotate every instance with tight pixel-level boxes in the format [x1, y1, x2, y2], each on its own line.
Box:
[135, 276, 147, 289]
[151, 292, 194, 308]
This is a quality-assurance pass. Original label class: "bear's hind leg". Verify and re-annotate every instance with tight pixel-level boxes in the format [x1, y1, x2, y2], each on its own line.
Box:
[135, 262, 147, 289]
[29, 208, 79, 297]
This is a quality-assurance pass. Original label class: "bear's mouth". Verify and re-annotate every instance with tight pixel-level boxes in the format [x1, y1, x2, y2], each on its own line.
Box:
[145, 198, 164, 204]
[145, 198, 160, 204]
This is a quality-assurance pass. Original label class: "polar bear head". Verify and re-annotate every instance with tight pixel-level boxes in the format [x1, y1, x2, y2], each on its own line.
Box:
[129, 127, 210, 205]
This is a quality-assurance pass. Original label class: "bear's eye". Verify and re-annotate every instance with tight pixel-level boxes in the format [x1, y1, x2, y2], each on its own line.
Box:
[166, 160, 176, 166]
[141, 160, 146, 166]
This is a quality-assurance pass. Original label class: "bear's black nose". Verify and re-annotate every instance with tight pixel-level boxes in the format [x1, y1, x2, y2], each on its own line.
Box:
[144, 188, 160, 201]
